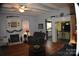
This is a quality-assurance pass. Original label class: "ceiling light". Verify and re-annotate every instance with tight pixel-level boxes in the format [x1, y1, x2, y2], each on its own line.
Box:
[66, 23, 69, 25]
[20, 6, 25, 9]
[19, 8, 24, 13]
[19, 6, 25, 13]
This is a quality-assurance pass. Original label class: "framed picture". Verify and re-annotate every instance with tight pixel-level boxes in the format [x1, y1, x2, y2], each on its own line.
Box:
[10, 22, 17, 27]
[38, 24, 43, 29]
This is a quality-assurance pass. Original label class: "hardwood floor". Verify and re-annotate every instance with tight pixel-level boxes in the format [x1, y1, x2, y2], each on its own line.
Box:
[0, 42, 72, 56]
[0, 43, 29, 56]
[45, 41, 65, 55]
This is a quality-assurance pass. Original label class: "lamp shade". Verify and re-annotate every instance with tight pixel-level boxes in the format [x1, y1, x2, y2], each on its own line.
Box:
[22, 20, 29, 32]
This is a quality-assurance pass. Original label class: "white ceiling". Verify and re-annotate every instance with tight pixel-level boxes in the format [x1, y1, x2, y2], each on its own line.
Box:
[0, 3, 71, 16]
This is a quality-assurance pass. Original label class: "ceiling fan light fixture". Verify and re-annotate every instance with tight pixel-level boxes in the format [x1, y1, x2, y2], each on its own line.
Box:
[19, 6, 25, 13]
[20, 5, 25, 9]
[19, 8, 24, 13]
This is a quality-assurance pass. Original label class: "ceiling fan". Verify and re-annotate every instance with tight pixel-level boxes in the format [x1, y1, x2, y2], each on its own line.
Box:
[2, 3, 31, 13]
[1, 3, 49, 13]
[17, 5, 30, 13]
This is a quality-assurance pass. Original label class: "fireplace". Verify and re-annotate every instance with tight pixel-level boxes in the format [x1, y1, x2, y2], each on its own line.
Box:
[9, 34, 19, 43]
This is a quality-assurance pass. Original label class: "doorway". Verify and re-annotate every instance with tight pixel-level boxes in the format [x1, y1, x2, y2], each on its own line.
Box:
[45, 19, 52, 41]
[55, 21, 70, 43]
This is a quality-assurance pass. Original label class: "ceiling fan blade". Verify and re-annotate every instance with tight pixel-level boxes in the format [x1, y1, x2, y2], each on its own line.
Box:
[24, 8, 30, 10]
[2, 4, 20, 9]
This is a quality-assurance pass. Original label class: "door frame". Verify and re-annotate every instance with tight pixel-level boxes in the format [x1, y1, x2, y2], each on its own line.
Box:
[45, 19, 52, 40]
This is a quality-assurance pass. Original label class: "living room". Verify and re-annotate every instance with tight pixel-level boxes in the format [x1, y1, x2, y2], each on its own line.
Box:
[0, 3, 77, 56]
